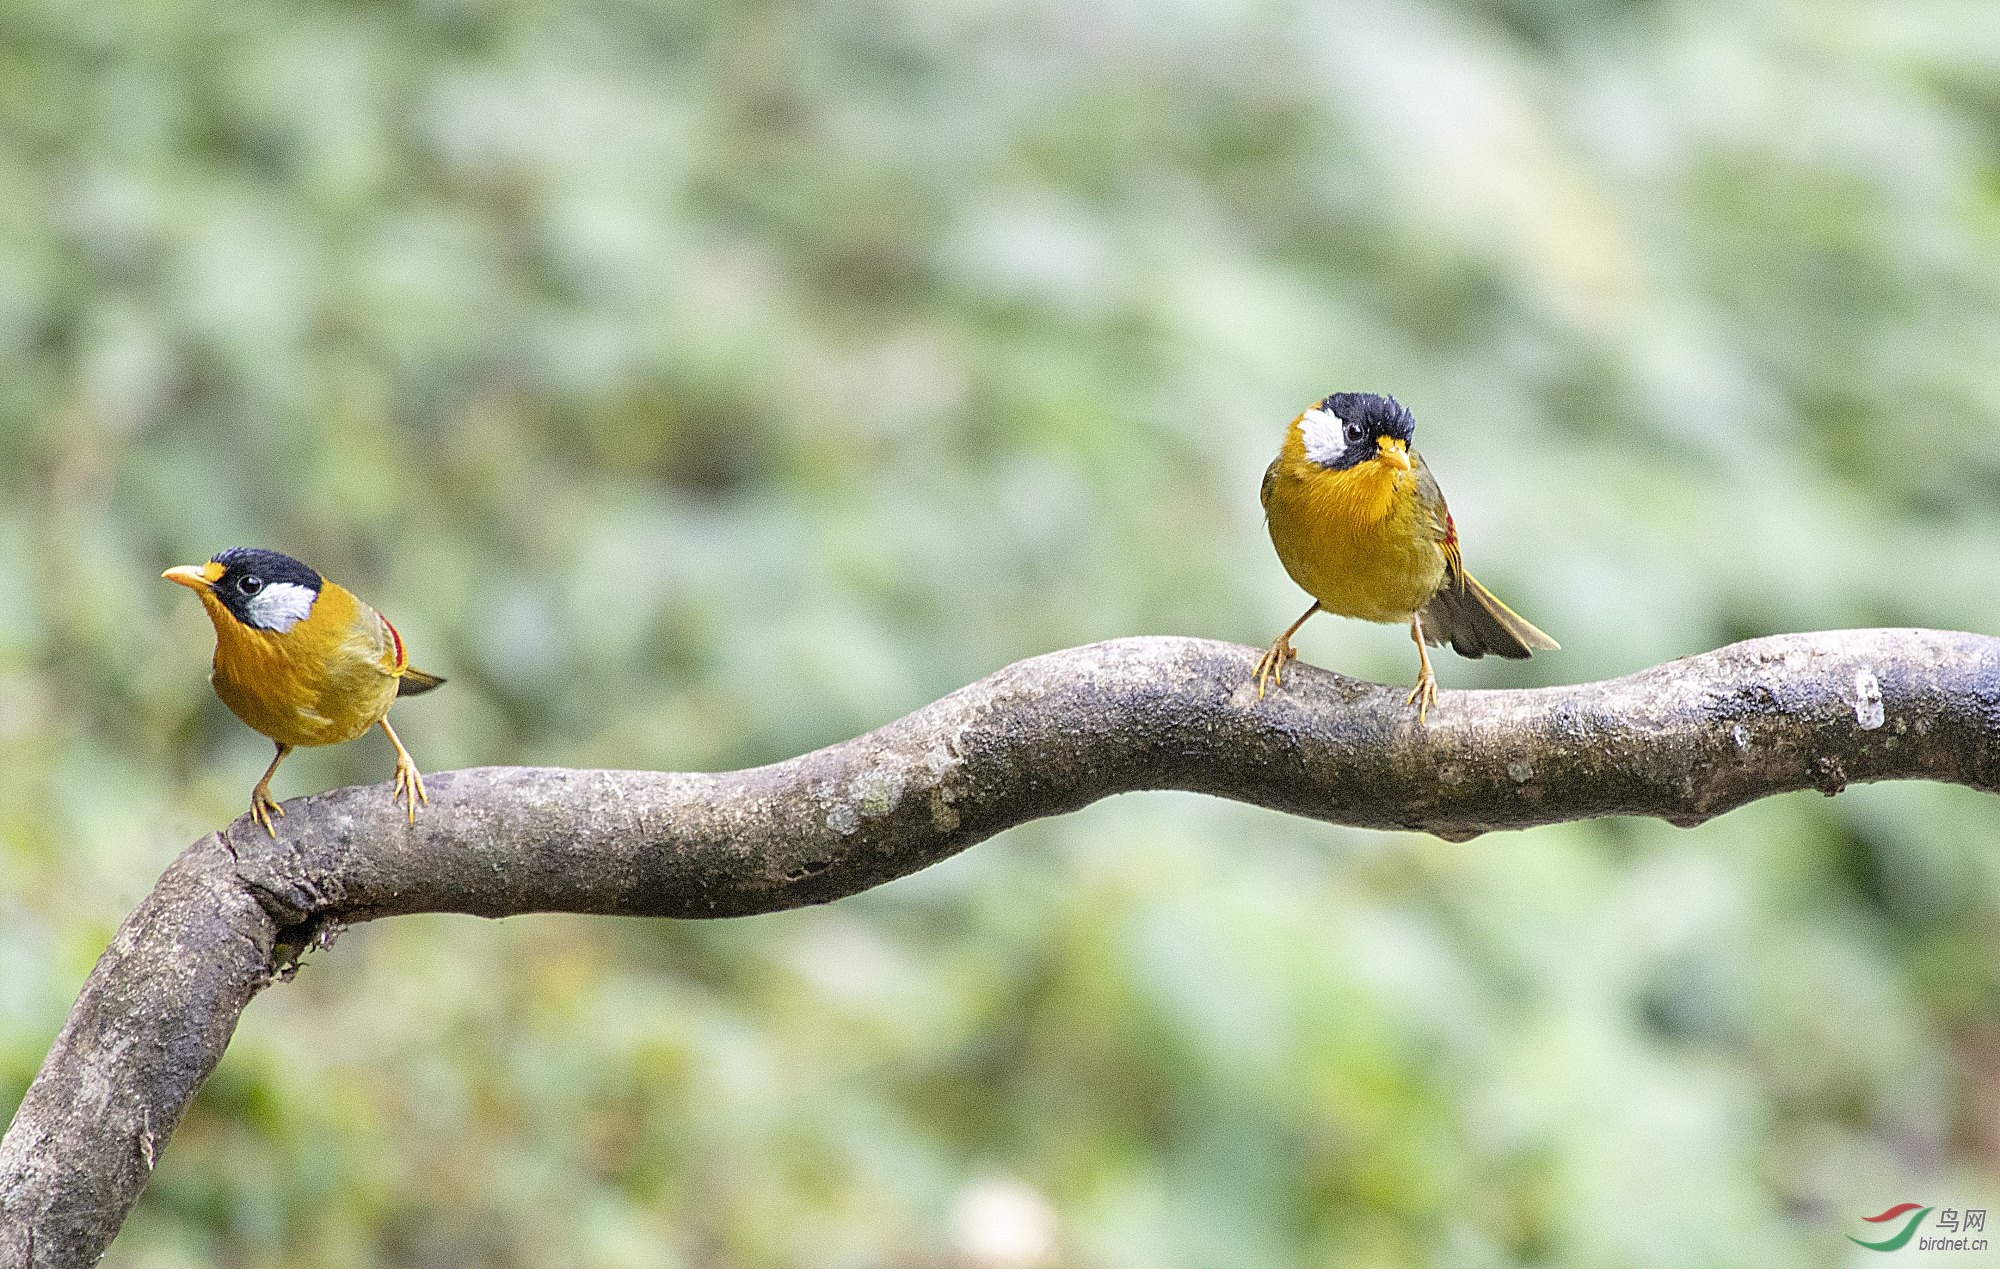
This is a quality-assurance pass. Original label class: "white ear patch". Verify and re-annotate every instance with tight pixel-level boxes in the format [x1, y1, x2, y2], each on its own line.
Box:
[245, 582, 318, 632]
[1299, 407, 1350, 467]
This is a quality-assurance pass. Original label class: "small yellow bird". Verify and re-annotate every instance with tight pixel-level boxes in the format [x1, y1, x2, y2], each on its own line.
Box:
[1255, 392, 1557, 720]
[164, 548, 444, 834]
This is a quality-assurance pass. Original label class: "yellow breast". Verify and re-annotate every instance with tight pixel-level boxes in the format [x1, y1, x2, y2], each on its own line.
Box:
[200, 580, 401, 747]
[1262, 424, 1447, 623]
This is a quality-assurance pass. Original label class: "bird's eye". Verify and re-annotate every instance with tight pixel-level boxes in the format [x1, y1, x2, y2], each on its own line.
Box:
[1343, 422, 1365, 446]
[239, 575, 264, 595]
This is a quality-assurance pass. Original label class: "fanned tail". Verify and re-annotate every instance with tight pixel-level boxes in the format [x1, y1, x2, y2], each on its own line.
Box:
[397, 666, 447, 696]
[1418, 572, 1558, 660]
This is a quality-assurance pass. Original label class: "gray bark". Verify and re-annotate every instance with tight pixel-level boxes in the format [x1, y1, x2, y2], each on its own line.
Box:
[4, 630, 1998, 1264]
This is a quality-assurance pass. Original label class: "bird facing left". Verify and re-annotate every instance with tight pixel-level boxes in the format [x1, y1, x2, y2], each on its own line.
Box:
[164, 547, 445, 834]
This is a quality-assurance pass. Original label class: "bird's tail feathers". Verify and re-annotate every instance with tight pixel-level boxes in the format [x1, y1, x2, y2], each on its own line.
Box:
[398, 666, 447, 696]
[1419, 572, 1558, 660]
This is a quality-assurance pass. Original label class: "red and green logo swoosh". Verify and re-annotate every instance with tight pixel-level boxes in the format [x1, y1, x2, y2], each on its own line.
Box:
[1850, 1203, 1932, 1251]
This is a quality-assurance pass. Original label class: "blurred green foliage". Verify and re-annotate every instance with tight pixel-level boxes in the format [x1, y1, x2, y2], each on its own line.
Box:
[4, 0, 2000, 1263]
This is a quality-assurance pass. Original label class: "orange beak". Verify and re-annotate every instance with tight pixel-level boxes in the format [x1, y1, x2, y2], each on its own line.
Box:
[1375, 435, 1413, 473]
[162, 563, 220, 591]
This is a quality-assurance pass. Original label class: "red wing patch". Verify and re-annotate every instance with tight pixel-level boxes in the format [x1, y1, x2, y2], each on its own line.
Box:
[1441, 509, 1465, 585]
[382, 613, 409, 672]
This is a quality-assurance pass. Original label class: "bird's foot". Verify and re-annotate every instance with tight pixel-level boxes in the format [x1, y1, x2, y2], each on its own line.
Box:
[1406, 668, 1439, 725]
[249, 783, 285, 838]
[1254, 636, 1299, 699]
[391, 755, 429, 824]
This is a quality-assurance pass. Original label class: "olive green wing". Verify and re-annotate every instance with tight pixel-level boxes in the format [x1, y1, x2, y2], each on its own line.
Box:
[1411, 453, 1559, 659]
[1412, 453, 1460, 574]
[374, 608, 448, 696]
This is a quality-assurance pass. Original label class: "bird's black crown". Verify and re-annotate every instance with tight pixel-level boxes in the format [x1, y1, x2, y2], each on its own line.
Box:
[1298, 392, 1417, 471]
[1317, 392, 1415, 444]
[209, 548, 322, 628]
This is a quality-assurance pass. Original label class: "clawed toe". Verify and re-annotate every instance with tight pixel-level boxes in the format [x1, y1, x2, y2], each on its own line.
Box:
[1254, 639, 1298, 699]
[249, 787, 284, 837]
[378, 718, 429, 826]
[391, 760, 428, 824]
[1406, 674, 1438, 725]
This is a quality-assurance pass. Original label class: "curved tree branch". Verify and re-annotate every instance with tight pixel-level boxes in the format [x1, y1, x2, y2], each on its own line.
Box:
[5, 629, 1998, 1264]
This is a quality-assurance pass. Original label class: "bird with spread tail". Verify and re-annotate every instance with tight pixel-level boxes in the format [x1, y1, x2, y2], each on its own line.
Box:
[1254, 392, 1557, 720]
[164, 548, 445, 834]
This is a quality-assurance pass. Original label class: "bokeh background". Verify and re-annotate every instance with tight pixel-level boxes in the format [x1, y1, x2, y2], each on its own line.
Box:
[5, 0, 2000, 1264]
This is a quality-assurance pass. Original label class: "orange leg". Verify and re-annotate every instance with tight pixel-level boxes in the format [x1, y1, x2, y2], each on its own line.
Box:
[1254, 601, 1320, 699]
[1407, 613, 1439, 724]
[380, 717, 429, 824]
[249, 743, 292, 837]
